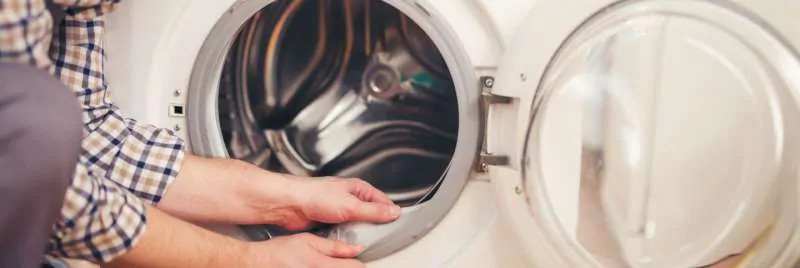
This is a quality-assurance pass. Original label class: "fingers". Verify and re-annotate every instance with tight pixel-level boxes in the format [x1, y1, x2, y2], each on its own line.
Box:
[304, 233, 363, 258]
[346, 197, 401, 223]
[283, 220, 312, 231]
[318, 258, 366, 268]
[345, 178, 393, 205]
[341, 179, 401, 223]
[276, 234, 365, 268]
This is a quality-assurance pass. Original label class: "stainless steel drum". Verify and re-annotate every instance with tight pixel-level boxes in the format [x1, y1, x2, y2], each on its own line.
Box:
[219, 0, 457, 205]
[215, 0, 458, 239]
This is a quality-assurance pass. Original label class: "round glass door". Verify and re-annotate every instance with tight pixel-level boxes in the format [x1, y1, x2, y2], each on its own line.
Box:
[523, 0, 800, 267]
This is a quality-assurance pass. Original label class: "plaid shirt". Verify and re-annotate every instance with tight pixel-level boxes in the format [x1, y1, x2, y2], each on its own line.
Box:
[0, 0, 185, 263]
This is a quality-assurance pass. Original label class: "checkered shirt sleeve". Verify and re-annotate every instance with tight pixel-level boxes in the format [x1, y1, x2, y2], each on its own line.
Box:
[50, 1, 185, 204]
[49, 160, 148, 262]
[0, 0, 186, 262]
[0, 0, 53, 68]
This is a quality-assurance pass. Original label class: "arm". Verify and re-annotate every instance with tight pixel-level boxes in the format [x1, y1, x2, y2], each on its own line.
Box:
[53, 159, 366, 267]
[48, 0, 396, 250]
[43, 0, 399, 231]
[156, 154, 293, 224]
[105, 205, 248, 267]
[158, 154, 402, 230]
[49, 0, 186, 206]
[2, 0, 386, 266]
[0, 0, 151, 263]
[2, 0, 171, 207]
[0, 0, 53, 68]
[108, 205, 366, 268]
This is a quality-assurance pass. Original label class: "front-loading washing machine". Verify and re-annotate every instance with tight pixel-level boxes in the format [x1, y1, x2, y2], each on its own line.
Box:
[105, 0, 534, 267]
[105, 0, 800, 267]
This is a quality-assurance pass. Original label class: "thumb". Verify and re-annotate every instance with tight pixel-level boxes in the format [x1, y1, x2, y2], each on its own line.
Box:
[347, 199, 401, 223]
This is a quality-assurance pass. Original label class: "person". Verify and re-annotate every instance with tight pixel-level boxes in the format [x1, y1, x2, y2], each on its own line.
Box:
[0, 0, 401, 267]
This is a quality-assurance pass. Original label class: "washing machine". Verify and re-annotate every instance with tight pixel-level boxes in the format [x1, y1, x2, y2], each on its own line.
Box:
[105, 0, 800, 267]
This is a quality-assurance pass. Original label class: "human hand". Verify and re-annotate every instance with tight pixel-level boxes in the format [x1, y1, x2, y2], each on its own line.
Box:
[258, 175, 401, 231]
[244, 233, 365, 268]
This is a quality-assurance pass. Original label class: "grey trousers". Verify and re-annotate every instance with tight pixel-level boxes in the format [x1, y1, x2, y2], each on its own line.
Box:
[0, 63, 82, 268]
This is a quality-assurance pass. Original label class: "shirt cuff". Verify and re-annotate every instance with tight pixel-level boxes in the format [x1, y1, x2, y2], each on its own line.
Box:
[48, 163, 148, 263]
[81, 108, 186, 204]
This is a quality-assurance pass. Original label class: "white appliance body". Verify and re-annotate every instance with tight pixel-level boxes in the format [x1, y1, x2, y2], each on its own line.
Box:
[105, 0, 800, 267]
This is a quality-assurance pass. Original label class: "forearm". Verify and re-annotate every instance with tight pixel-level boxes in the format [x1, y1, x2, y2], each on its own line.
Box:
[157, 154, 296, 224]
[107, 205, 251, 267]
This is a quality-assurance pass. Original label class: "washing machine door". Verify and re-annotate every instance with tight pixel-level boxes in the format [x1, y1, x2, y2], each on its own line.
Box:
[489, 0, 800, 267]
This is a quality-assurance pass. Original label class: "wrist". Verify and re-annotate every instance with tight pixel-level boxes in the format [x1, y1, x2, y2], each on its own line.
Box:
[233, 241, 260, 267]
[204, 231, 251, 267]
[240, 241, 278, 267]
[243, 167, 302, 223]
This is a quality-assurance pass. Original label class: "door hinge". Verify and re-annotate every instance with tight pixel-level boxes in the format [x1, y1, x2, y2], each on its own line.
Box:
[476, 76, 512, 173]
[480, 76, 512, 104]
[477, 153, 510, 172]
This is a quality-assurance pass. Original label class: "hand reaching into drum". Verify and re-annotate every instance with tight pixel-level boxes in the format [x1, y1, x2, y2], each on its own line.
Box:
[159, 156, 401, 229]
[255, 175, 402, 231]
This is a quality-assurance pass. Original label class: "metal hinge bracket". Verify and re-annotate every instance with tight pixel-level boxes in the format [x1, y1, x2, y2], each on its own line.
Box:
[476, 76, 512, 173]
[480, 76, 513, 104]
[477, 154, 510, 172]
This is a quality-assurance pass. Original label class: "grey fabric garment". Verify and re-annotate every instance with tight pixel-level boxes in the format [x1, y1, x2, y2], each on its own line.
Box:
[45, 0, 93, 27]
[45, 0, 66, 27]
[0, 63, 82, 268]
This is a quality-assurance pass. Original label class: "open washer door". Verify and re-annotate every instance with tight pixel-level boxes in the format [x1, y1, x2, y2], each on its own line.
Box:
[487, 0, 800, 267]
